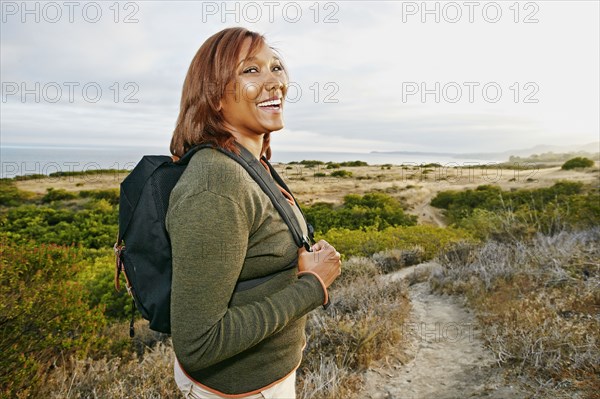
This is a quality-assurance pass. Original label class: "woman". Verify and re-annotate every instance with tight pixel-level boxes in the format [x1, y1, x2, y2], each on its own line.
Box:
[166, 27, 342, 399]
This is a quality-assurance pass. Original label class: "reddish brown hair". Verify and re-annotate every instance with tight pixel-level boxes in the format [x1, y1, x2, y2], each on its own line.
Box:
[170, 27, 287, 160]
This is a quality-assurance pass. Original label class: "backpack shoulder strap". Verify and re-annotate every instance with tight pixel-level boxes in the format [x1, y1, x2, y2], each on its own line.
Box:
[175, 143, 215, 165]
[260, 155, 315, 245]
[213, 142, 310, 250]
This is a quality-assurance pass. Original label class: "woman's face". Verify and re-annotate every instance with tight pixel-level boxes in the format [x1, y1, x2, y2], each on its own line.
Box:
[219, 38, 288, 139]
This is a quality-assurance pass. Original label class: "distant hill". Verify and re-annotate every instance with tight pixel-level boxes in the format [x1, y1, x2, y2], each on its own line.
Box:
[371, 142, 600, 162]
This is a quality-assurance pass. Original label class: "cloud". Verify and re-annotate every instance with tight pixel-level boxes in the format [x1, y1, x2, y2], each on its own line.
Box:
[1, 1, 598, 154]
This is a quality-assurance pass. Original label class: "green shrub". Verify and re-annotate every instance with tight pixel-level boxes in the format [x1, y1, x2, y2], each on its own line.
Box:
[0, 180, 36, 207]
[299, 160, 325, 167]
[14, 174, 47, 181]
[339, 160, 368, 167]
[431, 181, 586, 223]
[304, 192, 417, 233]
[48, 168, 129, 178]
[330, 170, 352, 178]
[432, 181, 598, 240]
[1, 200, 118, 249]
[561, 157, 594, 170]
[79, 188, 120, 205]
[77, 252, 132, 320]
[41, 187, 77, 203]
[320, 224, 476, 259]
[421, 162, 441, 168]
[0, 234, 108, 398]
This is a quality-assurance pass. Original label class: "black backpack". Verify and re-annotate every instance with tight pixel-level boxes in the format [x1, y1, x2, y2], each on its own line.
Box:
[114, 142, 314, 336]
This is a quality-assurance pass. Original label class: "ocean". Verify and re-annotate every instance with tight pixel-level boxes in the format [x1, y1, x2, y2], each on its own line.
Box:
[1, 145, 500, 179]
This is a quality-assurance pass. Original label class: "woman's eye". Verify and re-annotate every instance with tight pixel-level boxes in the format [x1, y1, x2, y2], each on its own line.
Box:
[243, 65, 284, 74]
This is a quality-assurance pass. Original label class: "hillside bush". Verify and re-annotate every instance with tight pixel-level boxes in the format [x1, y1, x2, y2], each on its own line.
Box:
[1, 200, 118, 249]
[299, 160, 325, 167]
[339, 160, 368, 167]
[41, 187, 77, 203]
[304, 192, 417, 233]
[431, 181, 598, 240]
[77, 252, 132, 320]
[320, 224, 475, 259]
[0, 180, 36, 207]
[561, 157, 594, 170]
[79, 188, 120, 205]
[330, 170, 352, 178]
[0, 234, 108, 398]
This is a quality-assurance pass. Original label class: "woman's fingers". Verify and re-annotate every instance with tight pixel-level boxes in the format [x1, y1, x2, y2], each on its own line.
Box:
[297, 241, 342, 288]
[314, 247, 337, 263]
[311, 239, 330, 252]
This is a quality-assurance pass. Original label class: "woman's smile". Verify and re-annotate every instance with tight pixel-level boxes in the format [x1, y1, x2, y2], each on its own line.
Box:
[256, 96, 283, 113]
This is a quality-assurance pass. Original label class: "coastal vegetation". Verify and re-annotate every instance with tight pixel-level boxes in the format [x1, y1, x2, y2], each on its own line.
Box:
[1, 158, 598, 398]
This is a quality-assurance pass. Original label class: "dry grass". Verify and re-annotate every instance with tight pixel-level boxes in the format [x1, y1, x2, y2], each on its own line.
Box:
[298, 261, 411, 399]
[39, 343, 178, 399]
[430, 227, 600, 398]
[371, 247, 425, 274]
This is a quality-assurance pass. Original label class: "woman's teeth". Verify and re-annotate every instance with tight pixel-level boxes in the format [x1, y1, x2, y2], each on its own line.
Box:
[257, 98, 281, 108]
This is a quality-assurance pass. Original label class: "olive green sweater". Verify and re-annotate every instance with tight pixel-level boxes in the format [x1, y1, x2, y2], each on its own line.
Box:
[165, 146, 327, 395]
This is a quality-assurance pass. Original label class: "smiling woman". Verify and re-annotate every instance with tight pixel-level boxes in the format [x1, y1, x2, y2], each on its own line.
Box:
[218, 39, 287, 159]
[169, 27, 290, 162]
[166, 27, 342, 399]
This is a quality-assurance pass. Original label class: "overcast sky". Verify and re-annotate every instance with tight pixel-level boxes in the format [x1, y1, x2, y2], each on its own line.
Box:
[1, 1, 598, 154]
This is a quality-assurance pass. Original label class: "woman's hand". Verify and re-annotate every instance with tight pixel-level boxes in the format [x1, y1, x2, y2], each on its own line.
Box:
[297, 240, 341, 288]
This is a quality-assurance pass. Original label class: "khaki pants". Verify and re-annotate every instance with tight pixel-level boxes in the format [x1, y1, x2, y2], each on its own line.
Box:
[174, 359, 296, 399]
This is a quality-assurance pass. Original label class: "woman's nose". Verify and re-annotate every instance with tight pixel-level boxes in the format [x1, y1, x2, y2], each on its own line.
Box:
[265, 78, 284, 92]
[264, 68, 286, 91]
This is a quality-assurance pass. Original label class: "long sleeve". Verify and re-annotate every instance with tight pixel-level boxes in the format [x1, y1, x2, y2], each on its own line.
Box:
[166, 189, 326, 374]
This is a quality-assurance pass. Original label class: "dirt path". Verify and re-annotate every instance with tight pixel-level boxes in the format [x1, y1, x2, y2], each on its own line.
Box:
[354, 262, 529, 399]
[413, 195, 446, 227]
